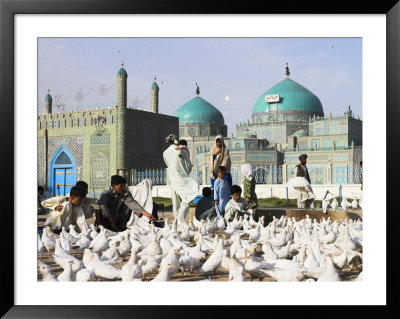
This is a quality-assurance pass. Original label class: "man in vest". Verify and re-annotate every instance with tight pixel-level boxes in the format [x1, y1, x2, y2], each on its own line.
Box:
[293, 154, 315, 209]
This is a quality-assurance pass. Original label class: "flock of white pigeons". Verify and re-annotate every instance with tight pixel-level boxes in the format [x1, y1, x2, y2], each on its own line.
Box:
[321, 196, 362, 214]
[38, 212, 363, 282]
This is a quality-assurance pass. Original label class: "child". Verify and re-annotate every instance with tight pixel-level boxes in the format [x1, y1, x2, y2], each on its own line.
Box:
[195, 187, 214, 220]
[241, 163, 258, 214]
[224, 185, 251, 222]
[44, 186, 87, 231]
[175, 139, 190, 157]
[213, 166, 230, 218]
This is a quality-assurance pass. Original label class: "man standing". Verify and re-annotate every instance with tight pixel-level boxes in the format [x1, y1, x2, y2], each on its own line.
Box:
[293, 154, 315, 209]
[163, 134, 198, 220]
[96, 175, 155, 232]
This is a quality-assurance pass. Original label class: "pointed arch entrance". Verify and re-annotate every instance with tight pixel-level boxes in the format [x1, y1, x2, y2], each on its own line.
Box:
[49, 146, 76, 196]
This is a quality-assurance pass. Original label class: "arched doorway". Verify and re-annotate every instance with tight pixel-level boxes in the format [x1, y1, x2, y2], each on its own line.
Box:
[49, 146, 76, 196]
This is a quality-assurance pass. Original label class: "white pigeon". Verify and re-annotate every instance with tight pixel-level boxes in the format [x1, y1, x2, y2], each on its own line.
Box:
[331, 198, 338, 211]
[248, 225, 261, 242]
[139, 255, 159, 279]
[228, 254, 247, 281]
[53, 255, 83, 272]
[322, 199, 329, 214]
[351, 198, 358, 209]
[38, 264, 58, 282]
[179, 251, 202, 275]
[68, 224, 81, 240]
[197, 239, 224, 274]
[117, 235, 133, 260]
[261, 267, 305, 282]
[151, 264, 176, 281]
[244, 255, 272, 281]
[89, 224, 99, 240]
[86, 253, 121, 280]
[101, 243, 120, 261]
[262, 241, 279, 261]
[303, 246, 320, 269]
[59, 232, 72, 252]
[273, 241, 291, 259]
[38, 234, 44, 256]
[76, 264, 95, 282]
[57, 259, 76, 282]
[318, 256, 341, 281]
[160, 249, 181, 275]
[72, 233, 91, 251]
[91, 230, 110, 254]
[121, 251, 143, 281]
[333, 250, 350, 270]
[42, 227, 56, 254]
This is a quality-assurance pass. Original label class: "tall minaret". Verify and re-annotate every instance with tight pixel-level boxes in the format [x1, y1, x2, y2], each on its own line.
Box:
[44, 89, 52, 114]
[116, 61, 128, 173]
[150, 76, 159, 113]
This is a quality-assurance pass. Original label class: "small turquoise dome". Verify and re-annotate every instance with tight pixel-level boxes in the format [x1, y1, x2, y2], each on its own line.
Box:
[292, 130, 308, 137]
[174, 97, 224, 124]
[253, 78, 323, 115]
[117, 67, 128, 77]
[151, 82, 159, 90]
[45, 94, 52, 101]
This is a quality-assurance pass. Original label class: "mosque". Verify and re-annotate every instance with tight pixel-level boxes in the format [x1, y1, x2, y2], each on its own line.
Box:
[37, 63, 178, 196]
[38, 63, 362, 196]
[174, 64, 362, 186]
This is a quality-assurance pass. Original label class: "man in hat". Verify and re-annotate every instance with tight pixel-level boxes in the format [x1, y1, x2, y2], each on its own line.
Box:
[163, 134, 198, 220]
[293, 154, 315, 209]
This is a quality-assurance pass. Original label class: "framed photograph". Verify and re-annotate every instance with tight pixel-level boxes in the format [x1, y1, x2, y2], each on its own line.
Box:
[1, 0, 398, 317]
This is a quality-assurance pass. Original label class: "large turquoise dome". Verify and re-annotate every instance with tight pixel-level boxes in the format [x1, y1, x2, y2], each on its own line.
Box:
[253, 78, 323, 116]
[174, 96, 224, 124]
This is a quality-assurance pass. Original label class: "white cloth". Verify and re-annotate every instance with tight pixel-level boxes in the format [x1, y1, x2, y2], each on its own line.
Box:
[45, 201, 86, 231]
[41, 196, 67, 211]
[128, 179, 153, 215]
[287, 177, 315, 208]
[224, 198, 249, 222]
[163, 144, 198, 219]
[241, 163, 254, 181]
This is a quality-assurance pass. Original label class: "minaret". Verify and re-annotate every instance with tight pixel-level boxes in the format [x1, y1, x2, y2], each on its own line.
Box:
[116, 62, 128, 173]
[44, 89, 52, 114]
[150, 76, 159, 113]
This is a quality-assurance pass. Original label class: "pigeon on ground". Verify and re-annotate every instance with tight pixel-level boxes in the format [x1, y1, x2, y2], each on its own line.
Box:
[57, 260, 76, 282]
[121, 251, 142, 281]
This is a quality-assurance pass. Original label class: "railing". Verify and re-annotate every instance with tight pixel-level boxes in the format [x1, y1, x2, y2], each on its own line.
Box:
[284, 146, 360, 152]
[132, 169, 167, 185]
[129, 166, 362, 186]
[231, 166, 283, 185]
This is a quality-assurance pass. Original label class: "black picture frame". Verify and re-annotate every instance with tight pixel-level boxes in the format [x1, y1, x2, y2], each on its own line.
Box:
[1, 0, 398, 317]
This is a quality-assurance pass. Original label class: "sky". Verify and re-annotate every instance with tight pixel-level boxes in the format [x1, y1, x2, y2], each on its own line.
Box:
[38, 38, 362, 135]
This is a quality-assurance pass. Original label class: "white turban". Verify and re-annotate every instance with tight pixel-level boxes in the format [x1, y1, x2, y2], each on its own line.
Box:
[241, 163, 254, 181]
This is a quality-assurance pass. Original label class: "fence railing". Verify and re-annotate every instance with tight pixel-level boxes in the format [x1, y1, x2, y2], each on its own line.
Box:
[131, 169, 167, 186]
[129, 166, 362, 186]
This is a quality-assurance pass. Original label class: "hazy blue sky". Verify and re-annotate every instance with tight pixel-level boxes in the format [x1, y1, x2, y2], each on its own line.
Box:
[38, 38, 362, 135]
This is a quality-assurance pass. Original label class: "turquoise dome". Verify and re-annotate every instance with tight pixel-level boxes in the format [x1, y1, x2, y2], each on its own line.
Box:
[174, 97, 224, 124]
[253, 78, 323, 115]
[292, 130, 307, 137]
[151, 82, 159, 90]
[45, 94, 52, 101]
[117, 67, 128, 77]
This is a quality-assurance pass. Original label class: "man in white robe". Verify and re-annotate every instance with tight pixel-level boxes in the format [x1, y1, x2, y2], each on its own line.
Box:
[163, 134, 198, 220]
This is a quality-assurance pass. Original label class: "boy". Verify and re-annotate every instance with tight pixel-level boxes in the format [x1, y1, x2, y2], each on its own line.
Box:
[96, 175, 154, 232]
[44, 186, 87, 231]
[212, 166, 230, 218]
[224, 185, 251, 222]
[175, 139, 190, 157]
[195, 187, 214, 220]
